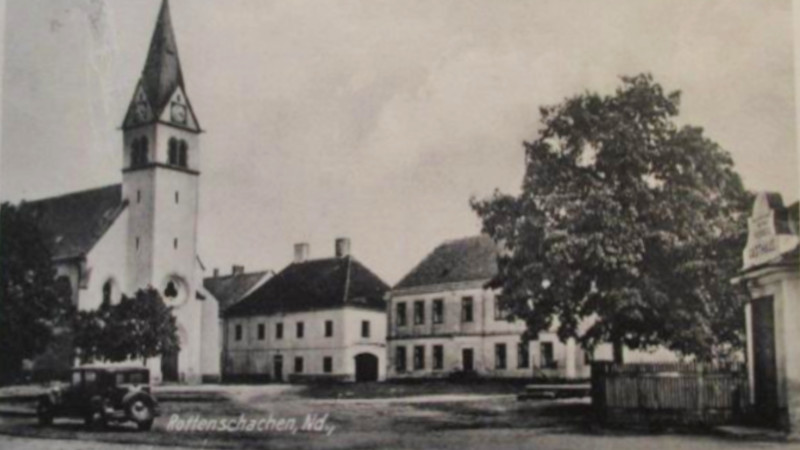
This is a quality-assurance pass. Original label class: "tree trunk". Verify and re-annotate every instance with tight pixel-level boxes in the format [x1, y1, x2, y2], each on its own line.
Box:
[613, 340, 624, 365]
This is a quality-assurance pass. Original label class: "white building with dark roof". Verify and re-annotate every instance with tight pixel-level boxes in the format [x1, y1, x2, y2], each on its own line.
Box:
[388, 235, 587, 379]
[204, 266, 274, 315]
[223, 239, 389, 382]
[20, 0, 219, 383]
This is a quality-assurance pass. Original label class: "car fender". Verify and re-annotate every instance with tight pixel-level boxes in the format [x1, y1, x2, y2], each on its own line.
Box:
[39, 389, 61, 407]
[122, 387, 155, 408]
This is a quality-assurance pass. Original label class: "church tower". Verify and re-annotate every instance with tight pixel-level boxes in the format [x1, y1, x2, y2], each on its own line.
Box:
[121, 0, 204, 382]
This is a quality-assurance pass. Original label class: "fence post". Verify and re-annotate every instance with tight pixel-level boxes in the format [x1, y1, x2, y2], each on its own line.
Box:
[697, 363, 705, 422]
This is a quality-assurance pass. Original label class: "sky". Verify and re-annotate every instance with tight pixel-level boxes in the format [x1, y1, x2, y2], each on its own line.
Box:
[0, 0, 797, 284]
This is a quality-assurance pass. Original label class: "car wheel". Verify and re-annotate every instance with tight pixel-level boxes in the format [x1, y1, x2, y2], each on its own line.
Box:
[128, 399, 154, 431]
[36, 400, 53, 426]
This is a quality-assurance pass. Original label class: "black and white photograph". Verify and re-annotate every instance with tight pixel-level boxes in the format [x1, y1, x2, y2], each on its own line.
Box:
[0, 0, 798, 448]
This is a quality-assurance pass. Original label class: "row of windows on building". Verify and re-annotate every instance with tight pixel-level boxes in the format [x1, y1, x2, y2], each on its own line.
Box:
[281, 355, 334, 374]
[394, 342, 556, 372]
[234, 320, 372, 342]
[395, 297, 512, 327]
[129, 136, 190, 168]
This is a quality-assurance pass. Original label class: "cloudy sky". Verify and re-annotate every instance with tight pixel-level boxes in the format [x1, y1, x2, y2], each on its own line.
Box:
[1, 0, 796, 283]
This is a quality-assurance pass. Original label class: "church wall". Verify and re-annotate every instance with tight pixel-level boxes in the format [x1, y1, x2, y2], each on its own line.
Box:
[82, 208, 129, 310]
[151, 165, 202, 383]
[123, 169, 156, 293]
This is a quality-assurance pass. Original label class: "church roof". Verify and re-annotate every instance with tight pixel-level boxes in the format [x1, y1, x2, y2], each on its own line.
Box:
[141, 0, 183, 116]
[20, 184, 126, 261]
[122, 0, 199, 131]
[204, 270, 273, 314]
[393, 234, 499, 291]
[225, 257, 389, 318]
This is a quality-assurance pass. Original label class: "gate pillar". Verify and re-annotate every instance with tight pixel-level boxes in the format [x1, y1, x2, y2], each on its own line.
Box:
[735, 192, 800, 435]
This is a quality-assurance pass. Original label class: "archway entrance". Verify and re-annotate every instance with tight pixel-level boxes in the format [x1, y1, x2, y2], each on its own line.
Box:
[161, 324, 186, 383]
[161, 349, 179, 382]
[354, 353, 378, 382]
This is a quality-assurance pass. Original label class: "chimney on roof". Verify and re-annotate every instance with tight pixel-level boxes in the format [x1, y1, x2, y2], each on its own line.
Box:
[294, 243, 310, 263]
[232, 265, 245, 276]
[335, 238, 351, 258]
[213, 268, 219, 278]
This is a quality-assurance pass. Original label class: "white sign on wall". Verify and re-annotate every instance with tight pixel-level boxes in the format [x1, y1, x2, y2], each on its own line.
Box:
[743, 193, 799, 270]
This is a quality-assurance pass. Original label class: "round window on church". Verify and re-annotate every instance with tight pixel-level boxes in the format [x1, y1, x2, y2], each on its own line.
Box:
[162, 276, 189, 308]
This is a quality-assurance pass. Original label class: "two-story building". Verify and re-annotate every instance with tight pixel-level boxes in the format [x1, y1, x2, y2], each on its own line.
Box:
[387, 235, 588, 380]
[223, 239, 389, 382]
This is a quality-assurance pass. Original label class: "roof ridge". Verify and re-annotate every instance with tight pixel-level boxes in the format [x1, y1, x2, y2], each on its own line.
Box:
[204, 270, 271, 280]
[23, 183, 121, 204]
[441, 233, 491, 244]
[393, 233, 499, 290]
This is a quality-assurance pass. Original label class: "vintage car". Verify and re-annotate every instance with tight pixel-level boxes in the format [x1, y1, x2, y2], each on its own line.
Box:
[37, 366, 159, 430]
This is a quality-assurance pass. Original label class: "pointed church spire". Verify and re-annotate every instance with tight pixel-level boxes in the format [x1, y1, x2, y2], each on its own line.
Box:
[123, 0, 199, 131]
[142, 0, 183, 114]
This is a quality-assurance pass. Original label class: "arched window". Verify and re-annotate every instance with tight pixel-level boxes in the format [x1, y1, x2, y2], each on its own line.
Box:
[168, 138, 178, 165]
[178, 140, 188, 167]
[140, 137, 149, 164]
[102, 280, 113, 305]
[131, 139, 140, 167]
[131, 137, 149, 168]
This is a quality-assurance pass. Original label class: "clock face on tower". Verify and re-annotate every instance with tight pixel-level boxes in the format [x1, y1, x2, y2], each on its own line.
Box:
[135, 102, 150, 123]
[170, 102, 187, 125]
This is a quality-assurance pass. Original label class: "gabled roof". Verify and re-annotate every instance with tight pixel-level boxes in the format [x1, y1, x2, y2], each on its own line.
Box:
[203, 271, 272, 314]
[394, 234, 499, 290]
[20, 184, 126, 261]
[225, 257, 389, 318]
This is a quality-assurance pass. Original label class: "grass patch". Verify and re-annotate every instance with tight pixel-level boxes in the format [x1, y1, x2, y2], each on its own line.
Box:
[294, 379, 528, 400]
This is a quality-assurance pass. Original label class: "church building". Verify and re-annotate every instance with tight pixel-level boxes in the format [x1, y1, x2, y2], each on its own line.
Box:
[21, 0, 219, 383]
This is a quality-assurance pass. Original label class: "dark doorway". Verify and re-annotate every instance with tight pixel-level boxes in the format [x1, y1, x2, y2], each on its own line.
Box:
[354, 353, 379, 382]
[752, 296, 778, 423]
[462, 348, 474, 372]
[161, 349, 179, 382]
[273, 355, 283, 382]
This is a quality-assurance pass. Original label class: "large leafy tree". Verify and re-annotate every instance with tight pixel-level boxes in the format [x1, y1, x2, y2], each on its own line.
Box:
[74, 288, 180, 366]
[472, 74, 751, 361]
[0, 202, 75, 383]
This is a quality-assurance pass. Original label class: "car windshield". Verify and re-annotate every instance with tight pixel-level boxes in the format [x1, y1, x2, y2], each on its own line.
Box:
[129, 372, 145, 384]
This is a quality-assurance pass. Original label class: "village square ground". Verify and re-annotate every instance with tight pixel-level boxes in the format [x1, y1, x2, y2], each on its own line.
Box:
[0, 383, 797, 450]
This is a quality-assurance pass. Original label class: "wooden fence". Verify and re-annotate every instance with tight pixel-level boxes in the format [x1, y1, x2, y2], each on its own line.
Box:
[591, 361, 749, 427]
